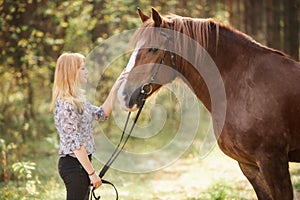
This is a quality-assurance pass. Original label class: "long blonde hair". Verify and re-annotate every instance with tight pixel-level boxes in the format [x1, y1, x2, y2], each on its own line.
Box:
[50, 52, 86, 112]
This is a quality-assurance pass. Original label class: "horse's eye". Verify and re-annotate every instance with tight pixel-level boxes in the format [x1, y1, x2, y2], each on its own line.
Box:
[148, 48, 159, 53]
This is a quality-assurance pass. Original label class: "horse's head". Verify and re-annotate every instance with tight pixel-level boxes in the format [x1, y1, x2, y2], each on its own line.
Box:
[118, 8, 177, 111]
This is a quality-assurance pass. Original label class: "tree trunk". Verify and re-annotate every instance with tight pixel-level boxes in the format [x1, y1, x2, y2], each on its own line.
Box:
[266, 0, 282, 50]
[236, 0, 244, 31]
[244, 1, 252, 35]
[273, 0, 282, 50]
[91, 1, 108, 43]
[283, 0, 299, 60]
[227, 0, 234, 26]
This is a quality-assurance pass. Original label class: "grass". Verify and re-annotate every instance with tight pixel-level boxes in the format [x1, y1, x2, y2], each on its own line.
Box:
[87, 147, 257, 200]
[1, 126, 300, 199]
[3, 144, 297, 200]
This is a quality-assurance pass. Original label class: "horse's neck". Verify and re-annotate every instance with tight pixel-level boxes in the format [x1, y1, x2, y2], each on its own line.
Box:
[209, 26, 271, 74]
[180, 64, 212, 112]
[209, 27, 247, 71]
[178, 26, 253, 112]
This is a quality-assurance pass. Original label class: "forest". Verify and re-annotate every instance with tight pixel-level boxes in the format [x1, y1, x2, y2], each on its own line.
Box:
[0, 0, 299, 199]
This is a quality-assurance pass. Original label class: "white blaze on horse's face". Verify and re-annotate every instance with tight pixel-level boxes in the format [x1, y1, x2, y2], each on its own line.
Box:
[118, 40, 145, 111]
[125, 40, 145, 72]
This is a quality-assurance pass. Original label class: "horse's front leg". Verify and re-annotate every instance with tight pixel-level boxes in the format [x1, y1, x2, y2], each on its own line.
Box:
[238, 162, 272, 200]
[257, 152, 293, 200]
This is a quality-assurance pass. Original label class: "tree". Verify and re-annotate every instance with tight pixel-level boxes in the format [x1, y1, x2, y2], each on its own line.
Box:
[266, 0, 283, 50]
[283, 0, 299, 60]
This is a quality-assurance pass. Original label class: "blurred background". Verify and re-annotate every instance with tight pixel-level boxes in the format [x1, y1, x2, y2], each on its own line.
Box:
[0, 0, 299, 199]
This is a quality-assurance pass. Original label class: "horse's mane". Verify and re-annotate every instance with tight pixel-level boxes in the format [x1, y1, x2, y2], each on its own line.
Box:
[168, 14, 286, 57]
[167, 14, 218, 50]
[132, 14, 286, 57]
[131, 15, 216, 49]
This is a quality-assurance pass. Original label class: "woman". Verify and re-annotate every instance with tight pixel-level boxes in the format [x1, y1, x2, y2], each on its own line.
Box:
[51, 52, 127, 199]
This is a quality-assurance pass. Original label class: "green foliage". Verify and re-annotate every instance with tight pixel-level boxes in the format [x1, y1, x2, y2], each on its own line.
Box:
[0, 138, 18, 182]
[207, 182, 229, 200]
[290, 164, 300, 192]
[11, 161, 40, 197]
[12, 161, 36, 181]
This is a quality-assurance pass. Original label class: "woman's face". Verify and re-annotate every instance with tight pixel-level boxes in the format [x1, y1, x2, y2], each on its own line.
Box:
[78, 62, 88, 84]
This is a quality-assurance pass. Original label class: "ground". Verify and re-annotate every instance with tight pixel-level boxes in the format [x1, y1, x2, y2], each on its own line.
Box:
[3, 144, 299, 200]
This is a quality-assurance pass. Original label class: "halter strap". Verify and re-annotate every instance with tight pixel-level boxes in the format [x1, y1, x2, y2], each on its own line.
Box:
[141, 31, 176, 100]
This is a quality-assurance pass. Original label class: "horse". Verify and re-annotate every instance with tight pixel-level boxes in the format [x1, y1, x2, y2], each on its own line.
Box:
[117, 8, 300, 200]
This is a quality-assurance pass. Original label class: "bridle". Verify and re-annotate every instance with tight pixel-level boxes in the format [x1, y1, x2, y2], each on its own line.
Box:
[87, 31, 176, 200]
[138, 31, 176, 101]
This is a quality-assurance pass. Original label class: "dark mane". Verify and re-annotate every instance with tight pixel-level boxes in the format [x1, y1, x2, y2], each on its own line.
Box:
[170, 15, 286, 57]
[168, 15, 218, 49]
[133, 14, 286, 57]
[216, 21, 286, 57]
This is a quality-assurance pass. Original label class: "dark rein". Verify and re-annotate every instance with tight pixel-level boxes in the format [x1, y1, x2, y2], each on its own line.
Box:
[87, 31, 175, 200]
[88, 102, 146, 200]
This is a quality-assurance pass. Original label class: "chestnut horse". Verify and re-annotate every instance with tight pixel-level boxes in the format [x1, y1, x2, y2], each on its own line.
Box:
[117, 8, 300, 200]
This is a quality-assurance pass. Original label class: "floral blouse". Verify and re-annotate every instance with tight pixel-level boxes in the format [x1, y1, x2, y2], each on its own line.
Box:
[54, 98, 107, 157]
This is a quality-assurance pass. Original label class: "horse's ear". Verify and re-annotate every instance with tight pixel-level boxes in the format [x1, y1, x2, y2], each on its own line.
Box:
[151, 8, 162, 27]
[137, 8, 150, 23]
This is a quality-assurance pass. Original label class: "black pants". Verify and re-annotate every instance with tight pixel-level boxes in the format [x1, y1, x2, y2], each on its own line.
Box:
[58, 155, 92, 200]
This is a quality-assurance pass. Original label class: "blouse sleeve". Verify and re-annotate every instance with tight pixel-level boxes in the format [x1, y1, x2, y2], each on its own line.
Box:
[91, 105, 108, 121]
[58, 102, 82, 151]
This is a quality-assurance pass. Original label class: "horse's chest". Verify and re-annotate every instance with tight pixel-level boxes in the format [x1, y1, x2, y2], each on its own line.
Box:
[217, 127, 258, 163]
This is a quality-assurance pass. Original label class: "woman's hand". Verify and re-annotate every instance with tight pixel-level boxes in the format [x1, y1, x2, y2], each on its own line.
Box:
[102, 69, 129, 117]
[112, 69, 128, 92]
[89, 173, 102, 189]
[73, 146, 102, 189]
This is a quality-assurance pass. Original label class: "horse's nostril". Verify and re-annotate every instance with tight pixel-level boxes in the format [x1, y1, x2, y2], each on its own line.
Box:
[122, 85, 146, 109]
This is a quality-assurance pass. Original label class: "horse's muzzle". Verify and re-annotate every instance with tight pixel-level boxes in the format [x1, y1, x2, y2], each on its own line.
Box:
[128, 85, 149, 108]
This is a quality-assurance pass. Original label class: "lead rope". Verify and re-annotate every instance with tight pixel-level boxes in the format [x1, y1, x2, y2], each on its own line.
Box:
[87, 31, 175, 200]
[87, 95, 147, 200]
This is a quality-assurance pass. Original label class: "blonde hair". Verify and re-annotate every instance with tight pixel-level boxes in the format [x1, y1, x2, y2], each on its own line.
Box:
[50, 52, 86, 113]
